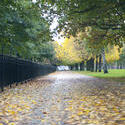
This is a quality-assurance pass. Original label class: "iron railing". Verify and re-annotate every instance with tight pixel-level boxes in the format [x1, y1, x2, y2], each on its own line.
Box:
[0, 55, 56, 91]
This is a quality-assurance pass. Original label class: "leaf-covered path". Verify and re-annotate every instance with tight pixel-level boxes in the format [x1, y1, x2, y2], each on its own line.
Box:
[0, 71, 125, 125]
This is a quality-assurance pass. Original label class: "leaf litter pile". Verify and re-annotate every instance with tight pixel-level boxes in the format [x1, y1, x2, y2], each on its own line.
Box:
[0, 72, 125, 125]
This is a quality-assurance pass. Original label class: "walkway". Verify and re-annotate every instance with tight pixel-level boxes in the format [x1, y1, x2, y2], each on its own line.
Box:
[0, 72, 125, 125]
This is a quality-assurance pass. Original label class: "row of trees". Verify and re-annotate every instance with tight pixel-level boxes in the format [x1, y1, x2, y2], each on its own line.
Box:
[54, 35, 122, 72]
[1, 0, 125, 68]
[45, 0, 125, 73]
[0, 0, 55, 63]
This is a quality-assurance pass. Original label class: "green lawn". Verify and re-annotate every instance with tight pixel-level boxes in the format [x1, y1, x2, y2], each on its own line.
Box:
[76, 69, 125, 83]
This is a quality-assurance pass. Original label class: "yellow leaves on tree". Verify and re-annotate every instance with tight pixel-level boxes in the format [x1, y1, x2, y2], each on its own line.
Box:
[106, 46, 121, 63]
[54, 37, 82, 65]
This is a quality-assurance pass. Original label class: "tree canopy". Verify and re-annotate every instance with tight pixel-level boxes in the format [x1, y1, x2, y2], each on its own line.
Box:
[1, 0, 125, 68]
[54, 37, 82, 65]
[0, 0, 54, 63]
[50, 0, 125, 46]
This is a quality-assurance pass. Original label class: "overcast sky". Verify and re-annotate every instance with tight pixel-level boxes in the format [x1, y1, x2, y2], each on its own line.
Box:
[32, 0, 64, 43]
[50, 18, 65, 43]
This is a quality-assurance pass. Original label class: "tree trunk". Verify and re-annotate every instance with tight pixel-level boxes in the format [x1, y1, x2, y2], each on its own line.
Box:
[73, 65, 75, 70]
[90, 58, 94, 72]
[1, 55, 4, 91]
[86, 60, 90, 71]
[102, 48, 108, 73]
[80, 61, 84, 71]
[99, 55, 102, 72]
[75, 63, 79, 70]
[70, 66, 73, 70]
[96, 56, 98, 72]
[120, 64, 122, 69]
[116, 61, 119, 69]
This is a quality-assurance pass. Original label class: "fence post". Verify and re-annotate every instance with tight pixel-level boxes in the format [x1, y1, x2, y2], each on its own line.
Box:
[1, 55, 4, 91]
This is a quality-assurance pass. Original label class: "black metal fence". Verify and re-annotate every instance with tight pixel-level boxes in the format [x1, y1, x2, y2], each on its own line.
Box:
[0, 55, 56, 91]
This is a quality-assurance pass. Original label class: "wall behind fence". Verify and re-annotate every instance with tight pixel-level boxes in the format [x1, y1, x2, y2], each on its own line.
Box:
[0, 55, 56, 91]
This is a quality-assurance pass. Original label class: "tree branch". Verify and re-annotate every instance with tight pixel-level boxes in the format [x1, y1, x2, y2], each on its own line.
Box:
[79, 21, 121, 30]
[72, 5, 97, 14]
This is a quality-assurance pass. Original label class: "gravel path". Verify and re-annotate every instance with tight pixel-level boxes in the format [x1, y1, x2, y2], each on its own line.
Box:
[0, 71, 125, 125]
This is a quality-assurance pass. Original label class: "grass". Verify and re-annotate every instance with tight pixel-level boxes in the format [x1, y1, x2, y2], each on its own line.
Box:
[76, 69, 125, 83]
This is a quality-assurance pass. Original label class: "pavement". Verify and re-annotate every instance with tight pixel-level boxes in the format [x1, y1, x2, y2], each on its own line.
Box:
[0, 71, 125, 125]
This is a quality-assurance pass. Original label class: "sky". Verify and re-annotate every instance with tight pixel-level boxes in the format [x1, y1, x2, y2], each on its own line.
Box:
[50, 18, 65, 44]
[32, 0, 37, 3]
[32, 0, 65, 44]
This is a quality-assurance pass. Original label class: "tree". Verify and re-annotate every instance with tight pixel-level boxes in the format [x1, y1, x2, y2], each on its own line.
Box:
[0, 0, 54, 63]
[106, 45, 121, 63]
[54, 37, 82, 66]
[73, 29, 109, 73]
[47, 0, 125, 45]
[72, 32, 94, 71]
[117, 45, 125, 68]
[44, 0, 125, 72]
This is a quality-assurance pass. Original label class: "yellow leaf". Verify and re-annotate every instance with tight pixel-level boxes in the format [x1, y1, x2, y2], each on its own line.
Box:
[74, 116, 80, 121]
[17, 108, 22, 112]
[100, 106, 107, 111]
[10, 111, 16, 115]
[67, 100, 73, 103]
[14, 117, 20, 121]
[68, 106, 73, 110]
[71, 114, 76, 118]
[64, 108, 69, 111]
[90, 114, 95, 119]
[77, 111, 83, 116]
[32, 100, 37, 104]
[0, 112, 3, 116]
[4, 119, 9, 123]
[41, 119, 45, 122]
[8, 122, 15, 125]
[119, 117, 125, 120]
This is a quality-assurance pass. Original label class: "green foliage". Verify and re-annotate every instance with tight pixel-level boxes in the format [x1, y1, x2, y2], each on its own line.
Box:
[47, 0, 125, 47]
[117, 45, 125, 65]
[45, 0, 125, 72]
[0, 0, 54, 63]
